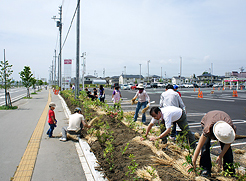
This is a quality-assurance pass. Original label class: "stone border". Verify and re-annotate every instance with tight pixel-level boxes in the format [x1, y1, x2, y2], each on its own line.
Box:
[58, 94, 107, 181]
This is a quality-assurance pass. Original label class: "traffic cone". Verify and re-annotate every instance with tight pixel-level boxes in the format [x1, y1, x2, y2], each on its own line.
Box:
[222, 87, 225, 91]
[218, 87, 220, 91]
[194, 88, 195, 92]
[213, 87, 215, 90]
[198, 88, 200, 92]
[232, 90, 238, 97]
[198, 91, 203, 98]
[241, 86, 243, 90]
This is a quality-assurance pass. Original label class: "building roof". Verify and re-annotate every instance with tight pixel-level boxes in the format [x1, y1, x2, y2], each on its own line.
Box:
[120, 74, 144, 79]
[84, 75, 96, 78]
[197, 73, 217, 77]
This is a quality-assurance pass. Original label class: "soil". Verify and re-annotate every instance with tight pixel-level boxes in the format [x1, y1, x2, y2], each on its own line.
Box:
[61, 94, 244, 181]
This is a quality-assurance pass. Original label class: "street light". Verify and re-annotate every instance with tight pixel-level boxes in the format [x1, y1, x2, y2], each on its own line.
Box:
[147, 60, 150, 83]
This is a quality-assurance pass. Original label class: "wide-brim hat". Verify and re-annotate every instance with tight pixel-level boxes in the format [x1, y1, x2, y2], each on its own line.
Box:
[49, 102, 56, 107]
[137, 83, 144, 89]
[213, 121, 235, 144]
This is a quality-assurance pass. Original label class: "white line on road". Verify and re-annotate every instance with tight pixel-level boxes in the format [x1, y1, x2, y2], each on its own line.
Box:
[182, 95, 235, 102]
[212, 142, 246, 149]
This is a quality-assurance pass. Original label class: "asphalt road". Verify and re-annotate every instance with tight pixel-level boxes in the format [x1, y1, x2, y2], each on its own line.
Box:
[104, 87, 246, 150]
[0, 87, 30, 106]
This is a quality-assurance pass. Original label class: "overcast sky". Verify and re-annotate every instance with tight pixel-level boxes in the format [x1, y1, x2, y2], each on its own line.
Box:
[1, 0, 246, 81]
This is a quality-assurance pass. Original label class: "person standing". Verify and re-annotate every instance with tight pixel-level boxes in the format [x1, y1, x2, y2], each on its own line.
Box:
[132, 83, 150, 123]
[160, 84, 186, 140]
[173, 85, 181, 97]
[46, 102, 57, 138]
[187, 110, 236, 177]
[141, 106, 196, 149]
[59, 107, 91, 141]
[99, 85, 105, 102]
[112, 86, 122, 109]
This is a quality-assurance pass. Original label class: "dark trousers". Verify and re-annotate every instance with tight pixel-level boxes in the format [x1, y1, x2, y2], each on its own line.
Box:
[200, 136, 234, 173]
[160, 111, 196, 149]
[170, 122, 177, 137]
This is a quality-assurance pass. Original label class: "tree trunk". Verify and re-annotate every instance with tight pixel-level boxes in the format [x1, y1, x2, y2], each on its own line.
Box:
[27, 88, 30, 97]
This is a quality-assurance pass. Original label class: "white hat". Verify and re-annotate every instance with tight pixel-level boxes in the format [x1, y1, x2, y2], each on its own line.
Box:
[137, 83, 144, 89]
[213, 121, 235, 144]
[49, 102, 56, 107]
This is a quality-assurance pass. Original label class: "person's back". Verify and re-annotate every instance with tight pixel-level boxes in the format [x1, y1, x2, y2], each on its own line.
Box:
[67, 113, 84, 132]
[160, 89, 184, 108]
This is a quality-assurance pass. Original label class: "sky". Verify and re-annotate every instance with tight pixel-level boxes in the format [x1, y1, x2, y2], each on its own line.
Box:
[0, 0, 246, 81]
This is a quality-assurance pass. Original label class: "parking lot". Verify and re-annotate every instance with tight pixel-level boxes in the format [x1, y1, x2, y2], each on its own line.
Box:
[104, 87, 246, 150]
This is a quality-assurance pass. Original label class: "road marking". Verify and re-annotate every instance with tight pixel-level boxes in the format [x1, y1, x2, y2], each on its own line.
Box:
[189, 120, 246, 128]
[182, 95, 235, 102]
[12, 90, 51, 181]
[212, 142, 246, 149]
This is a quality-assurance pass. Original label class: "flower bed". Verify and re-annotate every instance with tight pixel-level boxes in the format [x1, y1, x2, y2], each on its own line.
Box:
[61, 90, 246, 181]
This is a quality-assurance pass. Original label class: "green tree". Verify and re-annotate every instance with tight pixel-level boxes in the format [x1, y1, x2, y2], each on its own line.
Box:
[30, 77, 37, 93]
[0, 60, 14, 106]
[37, 79, 43, 90]
[19, 66, 33, 97]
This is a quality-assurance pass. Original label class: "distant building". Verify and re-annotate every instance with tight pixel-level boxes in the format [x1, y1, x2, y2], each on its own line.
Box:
[172, 76, 185, 85]
[197, 73, 223, 84]
[119, 74, 144, 84]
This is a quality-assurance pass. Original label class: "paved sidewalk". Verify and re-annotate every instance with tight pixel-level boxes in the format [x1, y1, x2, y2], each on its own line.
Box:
[31, 90, 87, 181]
[0, 89, 87, 181]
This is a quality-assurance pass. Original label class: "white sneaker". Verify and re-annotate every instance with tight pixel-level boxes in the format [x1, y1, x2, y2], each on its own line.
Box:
[169, 136, 176, 141]
[59, 137, 67, 142]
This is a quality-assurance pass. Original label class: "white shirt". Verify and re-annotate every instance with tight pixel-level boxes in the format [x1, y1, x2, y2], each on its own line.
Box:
[135, 90, 150, 103]
[150, 106, 182, 129]
[159, 89, 185, 109]
[67, 113, 85, 131]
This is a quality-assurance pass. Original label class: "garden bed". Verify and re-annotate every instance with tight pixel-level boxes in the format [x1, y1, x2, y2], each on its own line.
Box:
[61, 90, 245, 181]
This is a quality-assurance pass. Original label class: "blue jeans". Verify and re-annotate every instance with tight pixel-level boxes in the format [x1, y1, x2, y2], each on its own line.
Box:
[134, 101, 147, 122]
[47, 123, 56, 137]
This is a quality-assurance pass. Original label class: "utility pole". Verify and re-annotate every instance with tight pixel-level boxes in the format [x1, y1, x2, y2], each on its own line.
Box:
[161, 67, 162, 81]
[53, 49, 57, 86]
[211, 63, 213, 84]
[4, 49, 7, 106]
[180, 57, 182, 84]
[52, 6, 62, 90]
[147, 60, 150, 83]
[103, 68, 105, 78]
[139, 64, 142, 83]
[124, 66, 126, 84]
[75, 0, 80, 99]
[81, 52, 86, 90]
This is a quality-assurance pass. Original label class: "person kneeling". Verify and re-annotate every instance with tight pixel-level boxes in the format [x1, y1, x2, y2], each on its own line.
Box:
[59, 107, 91, 141]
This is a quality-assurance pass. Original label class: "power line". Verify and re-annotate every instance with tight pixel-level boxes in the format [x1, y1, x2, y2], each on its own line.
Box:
[61, 0, 80, 50]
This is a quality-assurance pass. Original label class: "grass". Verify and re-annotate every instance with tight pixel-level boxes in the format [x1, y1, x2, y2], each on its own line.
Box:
[0, 105, 18, 110]
[23, 97, 32, 99]
[31, 92, 37, 95]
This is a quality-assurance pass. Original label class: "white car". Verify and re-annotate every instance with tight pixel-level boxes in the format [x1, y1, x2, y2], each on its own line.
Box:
[157, 82, 165, 88]
[183, 84, 194, 88]
[121, 84, 130, 90]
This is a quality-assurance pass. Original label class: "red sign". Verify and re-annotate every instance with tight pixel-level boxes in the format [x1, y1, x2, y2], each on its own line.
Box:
[64, 59, 72, 64]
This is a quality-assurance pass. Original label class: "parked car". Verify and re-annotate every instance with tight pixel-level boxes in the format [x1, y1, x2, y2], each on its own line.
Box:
[157, 82, 165, 88]
[151, 83, 158, 88]
[111, 83, 119, 89]
[213, 83, 223, 88]
[121, 84, 130, 90]
[145, 82, 151, 89]
[183, 84, 194, 88]
[193, 83, 199, 88]
[131, 84, 138, 90]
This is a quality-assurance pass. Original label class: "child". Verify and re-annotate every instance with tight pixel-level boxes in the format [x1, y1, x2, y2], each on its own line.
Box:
[46, 102, 57, 138]
[112, 86, 122, 109]
[132, 83, 150, 123]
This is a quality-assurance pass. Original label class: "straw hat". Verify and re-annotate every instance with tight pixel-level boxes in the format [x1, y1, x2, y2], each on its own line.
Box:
[49, 102, 56, 107]
[213, 121, 235, 144]
[137, 83, 144, 89]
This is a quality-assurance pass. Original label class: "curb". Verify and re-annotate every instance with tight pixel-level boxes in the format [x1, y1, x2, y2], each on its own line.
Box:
[58, 94, 107, 181]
